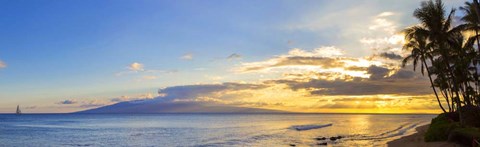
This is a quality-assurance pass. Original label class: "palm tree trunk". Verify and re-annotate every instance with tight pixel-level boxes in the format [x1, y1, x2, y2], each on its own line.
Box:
[423, 59, 447, 113]
[450, 89, 455, 112]
[440, 86, 452, 112]
[428, 57, 452, 112]
[439, 45, 463, 124]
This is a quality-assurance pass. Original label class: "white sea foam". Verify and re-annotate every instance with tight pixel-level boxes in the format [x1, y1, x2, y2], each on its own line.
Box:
[290, 123, 333, 131]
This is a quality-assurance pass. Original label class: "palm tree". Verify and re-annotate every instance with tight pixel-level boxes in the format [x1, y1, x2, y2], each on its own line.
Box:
[460, 2, 480, 42]
[460, 1, 480, 106]
[447, 31, 478, 106]
[404, 0, 465, 124]
[402, 34, 448, 113]
[410, 0, 462, 106]
[472, 0, 480, 24]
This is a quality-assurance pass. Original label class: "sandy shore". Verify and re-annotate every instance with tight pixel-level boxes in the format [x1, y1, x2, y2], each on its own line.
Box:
[387, 124, 460, 147]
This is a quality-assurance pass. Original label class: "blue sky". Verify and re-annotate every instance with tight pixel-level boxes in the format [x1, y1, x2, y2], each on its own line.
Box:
[0, 0, 465, 113]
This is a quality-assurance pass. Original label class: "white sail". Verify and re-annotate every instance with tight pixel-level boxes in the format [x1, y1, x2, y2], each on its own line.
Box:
[16, 105, 21, 115]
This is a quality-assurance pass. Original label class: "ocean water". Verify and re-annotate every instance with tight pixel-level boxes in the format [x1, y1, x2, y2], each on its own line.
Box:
[0, 114, 434, 147]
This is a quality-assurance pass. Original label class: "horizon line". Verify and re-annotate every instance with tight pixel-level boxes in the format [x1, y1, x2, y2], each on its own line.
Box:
[0, 112, 440, 115]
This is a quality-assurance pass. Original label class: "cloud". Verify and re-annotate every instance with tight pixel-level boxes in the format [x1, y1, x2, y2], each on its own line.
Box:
[238, 56, 343, 72]
[288, 46, 344, 57]
[234, 47, 427, 96]
[156, 82, 268, 102]
[389, 69, 416, 79]
[359, 35, 404, 48]
[57, 100, 77, 105]
[180, 53, 193, 60]
[168, 61, 426, 100]
[285, 4, 410, 57]
[369, 12, 397, 34]
[110, 93, 156, 102]
[269, 63, 428, 96]
[128, 62, 144, 72]
[236, 47, 348, 73]
[0, 60, 6, 68]
[358, 11, 405, 54]
[367, 65, 390, 80]
[80, 82, 277, 111]
[235, 47, 381, 80]
[333, 97, 394, 102]
[378, 52, 403, 60]
[116, 63, 176, 80]
[110, 98, 127, 102]
[311, 94, 442, 111]
[56, 98, 109, 108]
[275, 76, 429, 96]
[230, 31, 430, 98]
[227, 53, 242, 60]
[142, 75, 158, 80]
[79, 100, 106, 108]
[377, 12, 394, 17]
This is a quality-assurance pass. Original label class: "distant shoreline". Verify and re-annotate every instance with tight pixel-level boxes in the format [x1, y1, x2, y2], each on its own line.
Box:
[387, 124, 459, 147]
[0, 112, 440, 115]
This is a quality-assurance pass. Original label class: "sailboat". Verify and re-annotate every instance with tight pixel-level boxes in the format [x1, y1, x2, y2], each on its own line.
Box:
[16, 105, 21, 115]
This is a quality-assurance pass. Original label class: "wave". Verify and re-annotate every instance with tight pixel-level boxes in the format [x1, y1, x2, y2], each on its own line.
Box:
[197, 131, 282, 146]
[346, 121, 426, 141]
[14, 124, 77, 129]
[289, 123, 333, 131]
[60, 143, 94, 146]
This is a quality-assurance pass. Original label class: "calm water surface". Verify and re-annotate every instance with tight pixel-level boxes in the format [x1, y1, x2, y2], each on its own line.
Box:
[0, 114, 434, 147]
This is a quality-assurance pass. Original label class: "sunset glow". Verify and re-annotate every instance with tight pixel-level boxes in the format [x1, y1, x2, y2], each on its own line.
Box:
[0, 0, 465, 113]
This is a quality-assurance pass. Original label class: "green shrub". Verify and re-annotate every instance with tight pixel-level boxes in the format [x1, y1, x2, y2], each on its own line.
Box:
[424, 113, 460, 142]
[449, 127, 480, 146]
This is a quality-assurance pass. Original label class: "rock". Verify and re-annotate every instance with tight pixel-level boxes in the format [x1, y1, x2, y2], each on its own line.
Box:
[314, 137, 326, 140]
[329, 137, 338, 141]
[328, 136, 344, 141]
[289, 144, 296, 146]
[317, 142, 327, 146]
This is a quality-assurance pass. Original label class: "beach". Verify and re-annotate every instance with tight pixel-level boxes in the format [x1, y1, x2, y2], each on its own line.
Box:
[387, 124, 460, 147]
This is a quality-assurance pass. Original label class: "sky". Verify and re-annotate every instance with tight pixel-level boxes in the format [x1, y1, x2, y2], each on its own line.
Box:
[0, 0, 466, 113]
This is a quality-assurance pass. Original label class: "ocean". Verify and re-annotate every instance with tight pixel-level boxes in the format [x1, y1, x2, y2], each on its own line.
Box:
[0, 114, 434, 147]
